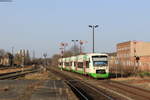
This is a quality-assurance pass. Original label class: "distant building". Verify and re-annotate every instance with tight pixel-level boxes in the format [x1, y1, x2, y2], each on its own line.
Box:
[108, 52, 118, 73]
[17, 49, 29, 57]
[117, 41, 150, 71]
[15, 49, 30, 65]
[0, 53, 13, 66]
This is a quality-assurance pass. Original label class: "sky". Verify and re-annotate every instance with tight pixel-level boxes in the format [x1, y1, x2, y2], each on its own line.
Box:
[0, 0, 150, 58]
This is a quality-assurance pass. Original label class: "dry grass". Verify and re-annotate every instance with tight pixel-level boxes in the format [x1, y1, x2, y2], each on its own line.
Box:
[24, 71, 61, 80]
[112, 76, 150, 81]
[25, 72, 49, 80]
[112, 76, 150, 91]
[0, 66, 33, 74]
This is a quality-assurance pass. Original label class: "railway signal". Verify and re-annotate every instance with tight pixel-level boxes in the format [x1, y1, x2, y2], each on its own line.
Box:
[59, 42, 68, 57]
[60, 42, 68, 53]
[79, 40, 88, 54]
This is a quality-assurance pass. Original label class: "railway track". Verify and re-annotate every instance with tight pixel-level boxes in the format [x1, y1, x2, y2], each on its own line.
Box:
[69, 70, 150, 100]
[49, 68, 117, 100]
[98, 80, 150, 100]
[66, 80, 116, 100]
[0, 68, 39, 80]
[49, 68, 150, 100]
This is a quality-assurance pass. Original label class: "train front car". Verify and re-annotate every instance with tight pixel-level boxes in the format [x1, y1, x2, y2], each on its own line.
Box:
[88, 53, 109, 78]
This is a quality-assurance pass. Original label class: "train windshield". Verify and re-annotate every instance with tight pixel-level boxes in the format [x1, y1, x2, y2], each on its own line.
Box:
[92, 56, 108, 66]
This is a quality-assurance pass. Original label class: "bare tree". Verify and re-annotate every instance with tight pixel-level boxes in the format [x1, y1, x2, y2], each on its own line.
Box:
[51, 54, 61, 67]
[0, 49, 6, 58]
[6, 52, 13, 66]
[70, 45, 80, 55]
[62, 45, 80, 57]
[50, 45, 82, 67]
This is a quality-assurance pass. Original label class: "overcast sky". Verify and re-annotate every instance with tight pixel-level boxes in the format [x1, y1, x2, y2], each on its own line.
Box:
[0, 0, 150, 57]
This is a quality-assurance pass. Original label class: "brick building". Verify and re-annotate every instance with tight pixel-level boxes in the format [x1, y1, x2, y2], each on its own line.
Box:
[116, 41, 150, 71]
[108, 52, 117, 73]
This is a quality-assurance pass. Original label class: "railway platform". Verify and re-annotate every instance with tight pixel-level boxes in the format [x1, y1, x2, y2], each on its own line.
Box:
[0, 80, 78, 100]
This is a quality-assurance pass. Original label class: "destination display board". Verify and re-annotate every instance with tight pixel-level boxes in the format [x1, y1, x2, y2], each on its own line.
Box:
[92, 56, 107, 61]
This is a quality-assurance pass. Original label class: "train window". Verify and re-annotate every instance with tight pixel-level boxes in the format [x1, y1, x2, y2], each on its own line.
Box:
[65, 62, 69, 66]
[86, 61, 89, 68]
[70, 62, 72, 66]
[74, 62, 76, 67]
[78, 62, 83, 68]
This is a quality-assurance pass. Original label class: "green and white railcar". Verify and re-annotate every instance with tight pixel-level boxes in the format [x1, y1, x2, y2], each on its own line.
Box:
[58, 53, 109, 78]
[58, 59, 62, 68]
[85, 53, 109, 78]
[73, 55, 89, 74]
[64, 57, 71, 71]
[70, 56, 76, 72]
[58, 58, 65, 69]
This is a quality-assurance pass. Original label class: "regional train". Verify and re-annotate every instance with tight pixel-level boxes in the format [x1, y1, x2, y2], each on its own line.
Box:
[58, 53, 109, 78]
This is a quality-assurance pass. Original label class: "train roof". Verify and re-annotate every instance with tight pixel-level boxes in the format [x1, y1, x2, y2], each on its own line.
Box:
[86, 53, 108, 56]
[58, 53, 108, 62]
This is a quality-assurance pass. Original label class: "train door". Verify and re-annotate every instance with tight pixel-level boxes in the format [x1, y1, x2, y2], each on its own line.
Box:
[69, 62, 72, 71]
[83, 61, 86, 74]
[85, 61, 90, 74]
[75, 62, 78, 71]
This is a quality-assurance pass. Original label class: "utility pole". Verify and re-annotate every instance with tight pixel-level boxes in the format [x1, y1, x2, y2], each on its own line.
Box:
[59, 47, 64, 57]
[43, 53, 47, 67]
[22, 55, 25, 72]
[59, 47, 64, 71]
[89, 25, 99, 53]
[60, 42, 65, 58]
[11, 47, 14, 67]
[33, 50, 35, 60]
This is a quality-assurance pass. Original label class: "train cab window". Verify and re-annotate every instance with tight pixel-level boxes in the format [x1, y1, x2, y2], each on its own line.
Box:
[78, 62, 83, 68]
[86, 61, 89, 68]
[93, 61, 108, 66]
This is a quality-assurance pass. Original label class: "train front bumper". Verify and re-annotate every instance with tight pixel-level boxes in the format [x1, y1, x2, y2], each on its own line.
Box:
[89, 73, 109, 78]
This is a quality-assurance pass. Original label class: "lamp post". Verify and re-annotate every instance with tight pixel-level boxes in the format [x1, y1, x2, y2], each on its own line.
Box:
[72, 40, 78, 55]
[89, 25, 99, 53]
[11, 46, 14, 67]
[43, 53, 47, 66]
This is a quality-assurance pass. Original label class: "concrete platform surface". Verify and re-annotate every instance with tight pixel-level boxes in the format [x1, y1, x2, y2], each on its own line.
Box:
[0, 80, 76, 100]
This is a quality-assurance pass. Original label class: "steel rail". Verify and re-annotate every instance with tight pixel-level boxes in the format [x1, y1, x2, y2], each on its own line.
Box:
[108, 80, 150, 93]
[79, 80, 115, 100]
[66, 81, 89, 100]
[101, 80, 150, 100]
[0, 69, 38, 80]
[49, 68, 115, 100]
[0, 67, 16, 70]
